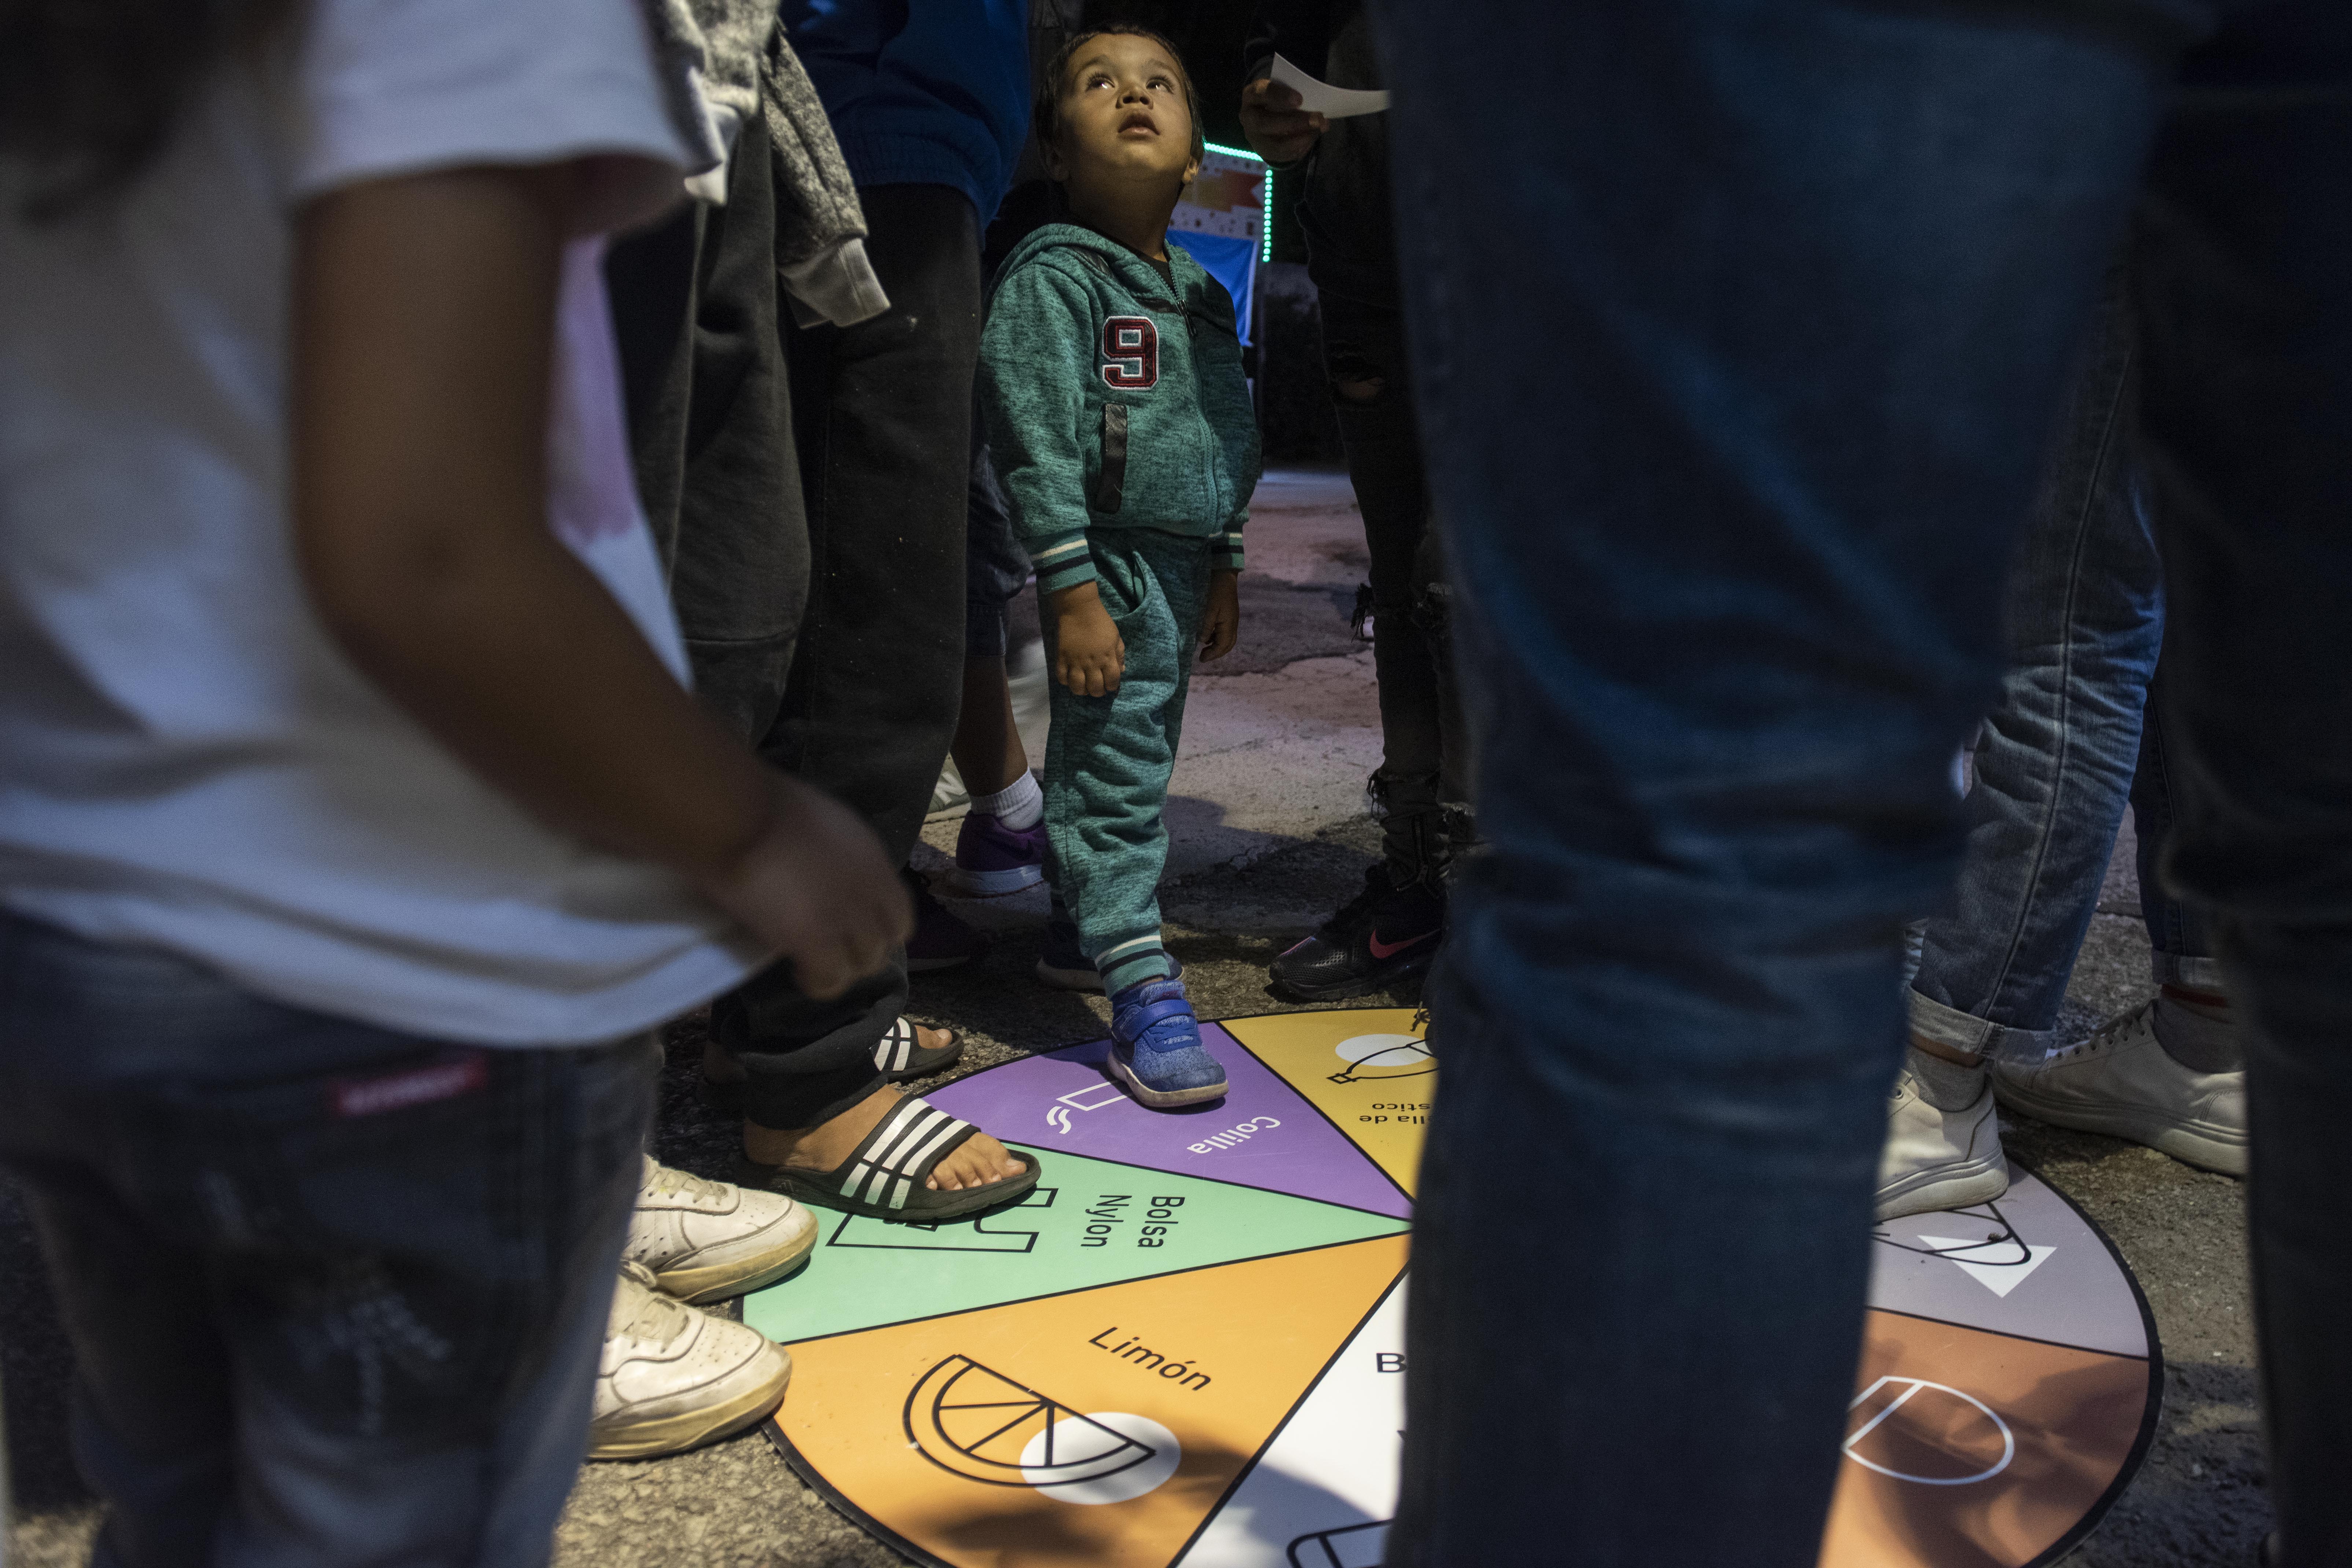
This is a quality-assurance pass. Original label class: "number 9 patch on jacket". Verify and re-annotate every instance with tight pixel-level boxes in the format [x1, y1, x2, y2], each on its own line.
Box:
[1101, 316, 1159, 389]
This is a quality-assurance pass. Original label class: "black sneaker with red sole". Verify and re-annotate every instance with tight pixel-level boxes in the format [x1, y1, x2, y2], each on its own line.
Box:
[1268, 867, 1445, 1002]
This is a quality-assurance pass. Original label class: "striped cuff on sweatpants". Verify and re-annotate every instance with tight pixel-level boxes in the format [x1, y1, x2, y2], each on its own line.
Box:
[1096, 933, 1174, 996]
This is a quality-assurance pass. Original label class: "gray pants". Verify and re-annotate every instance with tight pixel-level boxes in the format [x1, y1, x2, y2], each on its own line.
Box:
[0, 911, 652, 1568]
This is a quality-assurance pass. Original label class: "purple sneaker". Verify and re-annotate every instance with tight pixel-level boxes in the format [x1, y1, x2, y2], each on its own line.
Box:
[949, 811, 1046, 897]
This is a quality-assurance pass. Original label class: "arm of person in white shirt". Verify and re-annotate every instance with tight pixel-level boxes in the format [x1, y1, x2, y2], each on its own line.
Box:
[289, 161, 907, 1000]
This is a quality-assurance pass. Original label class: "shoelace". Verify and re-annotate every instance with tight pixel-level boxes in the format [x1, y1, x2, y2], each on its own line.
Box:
[613, 1263, 694, 1348]
[644, 1161, 728, 1205]
[2052, 1001, 2153, 1061]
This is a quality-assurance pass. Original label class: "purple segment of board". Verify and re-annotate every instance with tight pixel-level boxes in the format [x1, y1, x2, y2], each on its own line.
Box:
[927, 1024, 1411, 1219]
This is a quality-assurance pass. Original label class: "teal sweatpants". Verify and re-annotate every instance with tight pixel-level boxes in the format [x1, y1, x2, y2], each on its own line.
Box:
[1045, 530, 1211, 995]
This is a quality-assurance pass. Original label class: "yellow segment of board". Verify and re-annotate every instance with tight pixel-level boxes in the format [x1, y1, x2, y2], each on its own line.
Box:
[776, 1234, 1409, 1568]
[1219, 1009, 1432, 1197]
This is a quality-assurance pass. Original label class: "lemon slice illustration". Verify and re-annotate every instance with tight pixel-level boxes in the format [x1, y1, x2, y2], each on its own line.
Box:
[905, 1355, 1168, 1493]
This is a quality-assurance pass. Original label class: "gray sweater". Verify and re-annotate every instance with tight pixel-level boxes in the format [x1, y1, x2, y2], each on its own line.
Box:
[640, 0, 888, 327]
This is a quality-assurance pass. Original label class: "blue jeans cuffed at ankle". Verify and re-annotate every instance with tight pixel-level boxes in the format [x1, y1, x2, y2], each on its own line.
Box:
[1907, 270, 2225, 1065]
[1908, 274, 2162, 1062]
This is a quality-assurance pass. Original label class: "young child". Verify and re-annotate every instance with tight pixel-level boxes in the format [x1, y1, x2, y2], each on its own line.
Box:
[0, 0, 916, 1541]
[979, 27, 1264, 1109]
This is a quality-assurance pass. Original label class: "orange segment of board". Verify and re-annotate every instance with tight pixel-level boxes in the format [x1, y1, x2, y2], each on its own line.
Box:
[1220, 1009, 1432, 1198]
[1819, 1310, 2153, 1568]
[776, 1234, 1409, 1568]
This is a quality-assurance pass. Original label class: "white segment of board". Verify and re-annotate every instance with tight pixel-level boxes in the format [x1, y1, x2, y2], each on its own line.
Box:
[1174, 1274, 1406, 1567]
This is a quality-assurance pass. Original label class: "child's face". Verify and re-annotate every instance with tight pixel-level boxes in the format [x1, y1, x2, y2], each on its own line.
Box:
[1047, 34, 1199, 204]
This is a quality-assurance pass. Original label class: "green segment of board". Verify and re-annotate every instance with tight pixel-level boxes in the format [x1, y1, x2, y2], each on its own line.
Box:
[743, 1145, 1407, 1345]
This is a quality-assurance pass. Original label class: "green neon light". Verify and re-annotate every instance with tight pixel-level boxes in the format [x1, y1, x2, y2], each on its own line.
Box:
[1197, 142, 1274, 264]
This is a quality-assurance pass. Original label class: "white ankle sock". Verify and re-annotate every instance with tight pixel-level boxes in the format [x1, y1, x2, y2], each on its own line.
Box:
[970, 771, 1043, 830]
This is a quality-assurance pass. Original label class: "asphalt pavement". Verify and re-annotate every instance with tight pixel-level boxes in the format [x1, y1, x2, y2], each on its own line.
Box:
[0, 471, 2267, 1565]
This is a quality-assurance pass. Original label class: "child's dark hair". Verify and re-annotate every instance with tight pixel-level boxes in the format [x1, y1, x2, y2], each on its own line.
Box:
[1032, 26, 1206, 170]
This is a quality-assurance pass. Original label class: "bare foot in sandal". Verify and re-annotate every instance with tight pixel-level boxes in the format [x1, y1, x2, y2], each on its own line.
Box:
[743, 1084, 1028, 1193]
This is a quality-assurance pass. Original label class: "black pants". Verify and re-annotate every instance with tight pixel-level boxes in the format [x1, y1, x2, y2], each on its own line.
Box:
[607, 179, 977, 1128]
[1318, 290, 1471, 877]
[605, 128, 807, 743]
[724, 186, 979, 1128]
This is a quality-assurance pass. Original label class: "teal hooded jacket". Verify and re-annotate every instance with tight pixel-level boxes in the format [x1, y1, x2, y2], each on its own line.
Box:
[978, 223, 1263, 596]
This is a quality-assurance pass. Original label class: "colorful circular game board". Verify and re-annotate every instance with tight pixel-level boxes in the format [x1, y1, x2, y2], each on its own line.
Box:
[743, 1009, 2160, 1568]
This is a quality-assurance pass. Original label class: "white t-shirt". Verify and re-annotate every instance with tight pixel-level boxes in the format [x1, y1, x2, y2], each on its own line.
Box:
[0, 0, 767, 1044]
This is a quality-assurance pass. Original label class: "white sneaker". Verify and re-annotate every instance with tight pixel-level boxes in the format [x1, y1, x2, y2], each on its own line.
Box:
[1876, 1069, 2008, 1221]
[589, 1262, 792, 1460]
[623, 1158, 817, 1304]
[1992, 1000, 2248, 1175]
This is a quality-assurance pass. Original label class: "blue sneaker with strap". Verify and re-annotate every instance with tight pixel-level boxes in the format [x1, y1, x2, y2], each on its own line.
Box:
[1107, 978, 1229, 1108]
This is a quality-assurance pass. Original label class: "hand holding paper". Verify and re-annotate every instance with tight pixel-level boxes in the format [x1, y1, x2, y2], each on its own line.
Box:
[1269, 54, 1390, 119]
[1239, 74, 1326, 165]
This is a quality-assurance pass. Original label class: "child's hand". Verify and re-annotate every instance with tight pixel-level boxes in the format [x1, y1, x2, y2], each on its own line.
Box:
[697, 775, 912, 999]
[1200, 569, 1241, 662]
[1051, 584, 1127, 696]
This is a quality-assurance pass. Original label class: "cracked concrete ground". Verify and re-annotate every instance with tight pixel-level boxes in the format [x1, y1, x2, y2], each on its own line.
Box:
[1, 470, 2266, 1564]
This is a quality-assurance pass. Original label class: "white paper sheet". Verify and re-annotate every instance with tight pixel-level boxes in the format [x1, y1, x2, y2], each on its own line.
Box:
[1270, 53, 1390, 118]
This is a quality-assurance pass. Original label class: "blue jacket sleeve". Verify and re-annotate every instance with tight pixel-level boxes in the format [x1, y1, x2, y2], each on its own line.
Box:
[778, 1, 1030, 222]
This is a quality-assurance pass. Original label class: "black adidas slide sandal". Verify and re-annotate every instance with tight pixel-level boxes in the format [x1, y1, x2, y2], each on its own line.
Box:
[874, 1017, 963, 1082]
[702, 1018, 965, 1114]
[737, 1096, 1038, 1221]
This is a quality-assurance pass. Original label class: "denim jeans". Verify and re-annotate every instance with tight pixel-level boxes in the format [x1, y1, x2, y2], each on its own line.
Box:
[1370, 2, 2352, 1564]
[0, 912, 654, 1568]
[2131, 665, 2223, 993]
[1908, 272, 2219, 1062]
